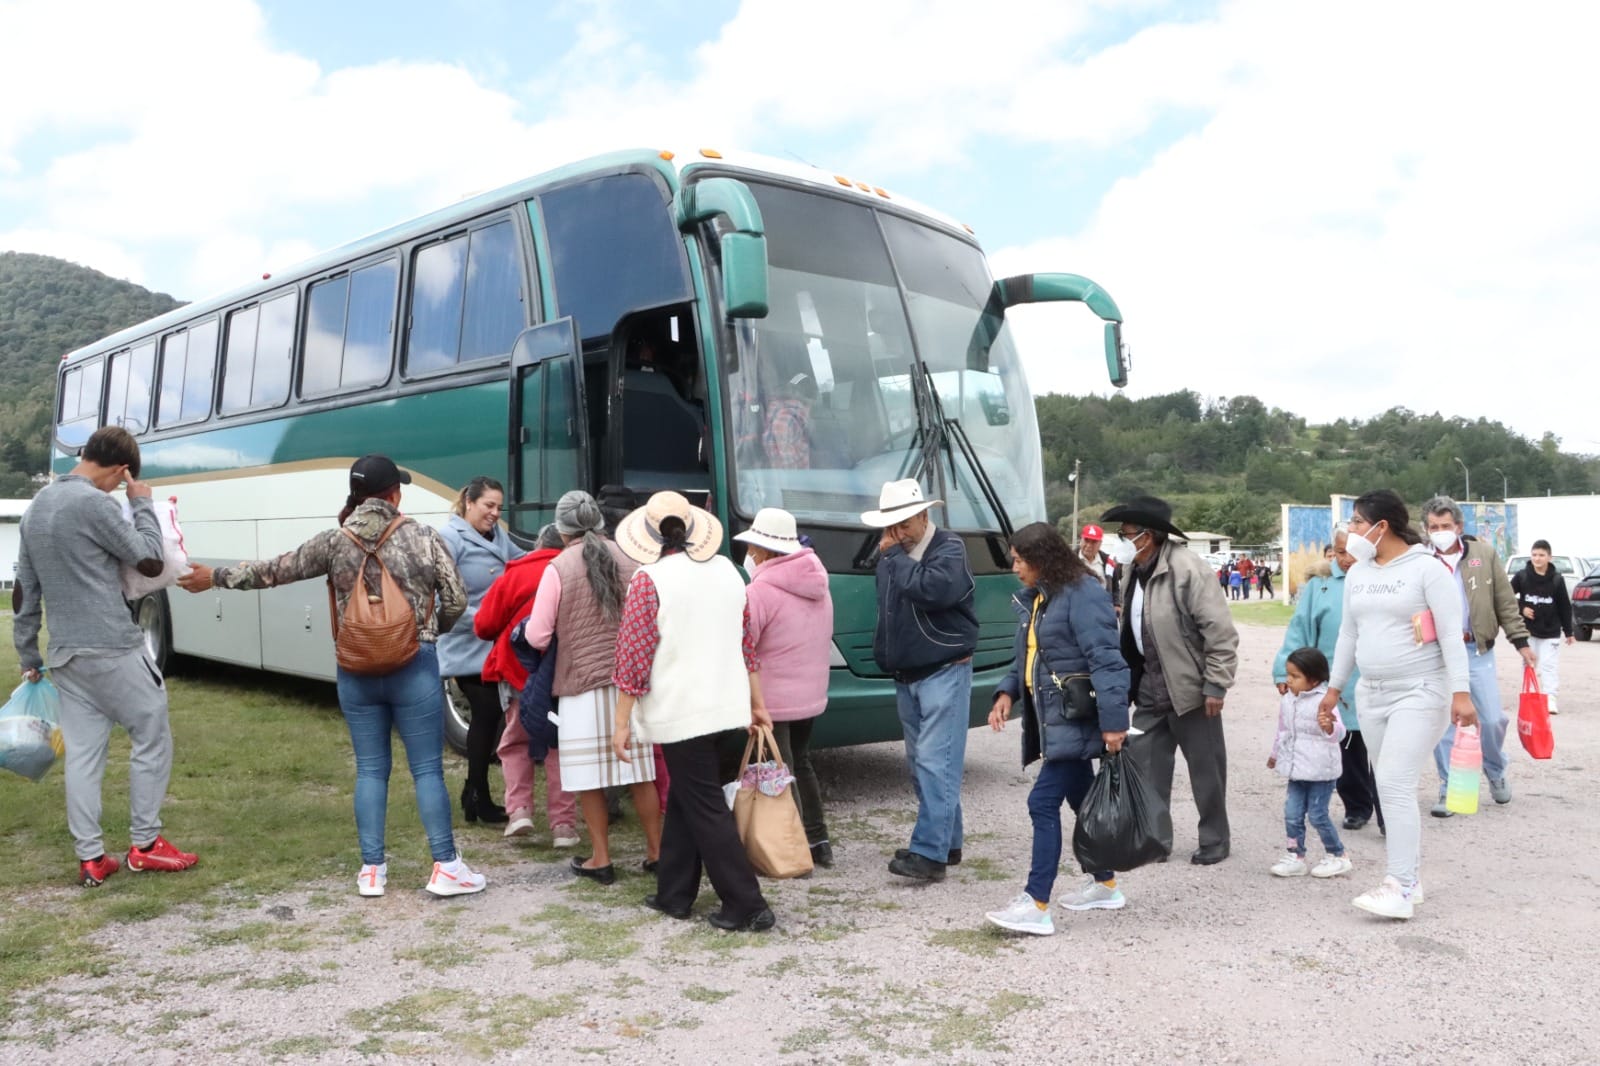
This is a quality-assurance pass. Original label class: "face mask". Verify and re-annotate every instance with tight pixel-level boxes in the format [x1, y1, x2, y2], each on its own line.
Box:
[1345, 526, 1379, 564]
[1109, 534, 1141, 566]
[742, 554, 758, 577]
[1429, 529, 1459, 553]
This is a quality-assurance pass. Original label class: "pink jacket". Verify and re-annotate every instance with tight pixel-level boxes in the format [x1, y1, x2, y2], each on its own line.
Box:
[745, 548, 833, 721]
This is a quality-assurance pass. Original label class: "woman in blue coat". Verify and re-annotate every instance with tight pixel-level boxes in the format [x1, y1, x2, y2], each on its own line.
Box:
[438, 476, 525, 825]
[985, 523, 1130, 936]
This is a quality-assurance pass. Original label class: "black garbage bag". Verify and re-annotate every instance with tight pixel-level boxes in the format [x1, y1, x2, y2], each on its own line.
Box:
[1071, 751, 1173, 872]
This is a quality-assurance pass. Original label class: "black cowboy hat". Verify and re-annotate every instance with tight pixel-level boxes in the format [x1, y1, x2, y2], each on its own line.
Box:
[1100, 495, 1188, 540]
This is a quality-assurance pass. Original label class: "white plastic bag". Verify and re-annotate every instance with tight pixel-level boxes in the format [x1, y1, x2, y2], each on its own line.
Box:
[0, 676, 64, 781]
[119, 496, 191, 600]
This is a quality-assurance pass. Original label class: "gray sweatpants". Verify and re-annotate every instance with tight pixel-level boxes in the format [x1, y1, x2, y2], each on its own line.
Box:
[1356, 674, 1450, 886]
[51, 650, 173, 861]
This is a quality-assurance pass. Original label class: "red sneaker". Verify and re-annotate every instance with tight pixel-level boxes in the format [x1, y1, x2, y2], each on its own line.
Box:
[126, 836, 198, 872]
[79, 854, 121, 887]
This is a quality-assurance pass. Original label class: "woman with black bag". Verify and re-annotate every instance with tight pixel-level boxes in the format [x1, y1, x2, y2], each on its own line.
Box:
[985, 523, 1130, 936]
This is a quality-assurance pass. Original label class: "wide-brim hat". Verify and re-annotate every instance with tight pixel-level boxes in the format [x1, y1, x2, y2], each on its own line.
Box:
[733, 507, 803, 555]
[861, 478, 942, 528]
[616, 491, 724, 564]
[1100, 495, 1187, 540]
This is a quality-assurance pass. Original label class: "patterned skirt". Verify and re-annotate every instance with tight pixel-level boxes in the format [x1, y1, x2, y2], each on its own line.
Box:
[557, 685, 655, 791]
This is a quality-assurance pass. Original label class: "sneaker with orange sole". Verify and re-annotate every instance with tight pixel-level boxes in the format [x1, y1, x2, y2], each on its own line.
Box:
[78, 854, 121, 887]
[126, 836, 198, 872]
[425, 855, 486, 897]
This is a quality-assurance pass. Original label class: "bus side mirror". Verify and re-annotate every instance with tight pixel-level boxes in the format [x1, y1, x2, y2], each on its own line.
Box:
[1105, 322, 1130, 389]
[996, 272, 1128, 388]
[677, 178, 769, 320]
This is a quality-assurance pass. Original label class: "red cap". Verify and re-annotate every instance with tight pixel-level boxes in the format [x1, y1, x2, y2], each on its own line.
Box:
[1081, 524, 1104, 541]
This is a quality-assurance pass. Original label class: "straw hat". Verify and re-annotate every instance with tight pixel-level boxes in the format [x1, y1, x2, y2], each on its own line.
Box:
[616, 491, 724, 564]
[733, 508, 803, 555]
[860, 479, 942, 528]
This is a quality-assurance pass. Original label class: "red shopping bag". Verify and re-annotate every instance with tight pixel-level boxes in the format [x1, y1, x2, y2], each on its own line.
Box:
[1518, 666, 1554, 760]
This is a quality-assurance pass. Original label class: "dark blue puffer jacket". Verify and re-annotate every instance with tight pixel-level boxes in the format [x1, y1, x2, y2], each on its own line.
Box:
[509, 625, 559, 761]
[994, 575, 1130, 766]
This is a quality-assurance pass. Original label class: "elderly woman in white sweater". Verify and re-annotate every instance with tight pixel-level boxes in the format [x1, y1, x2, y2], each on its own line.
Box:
[611, 492, 775, 932]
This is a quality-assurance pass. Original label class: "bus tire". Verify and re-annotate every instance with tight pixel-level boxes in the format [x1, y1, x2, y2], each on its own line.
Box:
[132, 591, 172, 674]
[442, 678, 472, 756]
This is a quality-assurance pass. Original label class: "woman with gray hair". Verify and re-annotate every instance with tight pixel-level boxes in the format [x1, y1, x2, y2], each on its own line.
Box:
[520, 491, 661, 883]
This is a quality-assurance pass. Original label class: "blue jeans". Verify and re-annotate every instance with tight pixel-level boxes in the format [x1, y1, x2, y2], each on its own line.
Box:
[335, 643, 457, 865]
[1432, 641, 1507, 789]
[895, 660, 971, 862]
[1026, 757, 1111, 902]
[1284, 779, 1343, 856]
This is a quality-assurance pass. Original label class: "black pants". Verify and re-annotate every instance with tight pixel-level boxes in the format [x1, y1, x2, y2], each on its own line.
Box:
[453, 675, 504, 792]
[1337, 729, 1384, 827]
[1130, 703, 1230, 850]
[771, 718, 829, 847]
[657, 732, 766, 920]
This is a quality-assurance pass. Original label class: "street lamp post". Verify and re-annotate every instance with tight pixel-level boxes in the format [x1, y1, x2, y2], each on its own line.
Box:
[1492, 466, 1508, 500]
[1069, 459, 1081, 546]
[1451, 456, 1470, 502]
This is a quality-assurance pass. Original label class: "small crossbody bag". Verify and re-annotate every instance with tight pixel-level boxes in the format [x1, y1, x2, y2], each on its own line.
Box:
[1034, 595, 1097, 721]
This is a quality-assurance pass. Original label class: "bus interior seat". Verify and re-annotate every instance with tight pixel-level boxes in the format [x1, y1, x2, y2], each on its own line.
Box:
[621, 367, 706, 483]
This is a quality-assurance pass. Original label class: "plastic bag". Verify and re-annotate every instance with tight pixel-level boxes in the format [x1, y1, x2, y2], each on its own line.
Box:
[119, 496, 192, 601]
[1071, 751, 1173, 872]
[1518, 666, 1554, 760]
[0, 677, 65, 781]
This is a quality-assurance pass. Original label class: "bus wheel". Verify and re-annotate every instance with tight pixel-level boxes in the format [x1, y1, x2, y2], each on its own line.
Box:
[132, 591, 172, 674]
[442, 679, 471, 756]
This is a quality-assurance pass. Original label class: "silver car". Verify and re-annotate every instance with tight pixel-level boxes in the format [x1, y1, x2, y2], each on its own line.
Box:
[1503, 554, 1597, 597]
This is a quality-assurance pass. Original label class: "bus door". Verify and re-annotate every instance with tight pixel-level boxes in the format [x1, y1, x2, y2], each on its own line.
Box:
[506, 317, 588, 536]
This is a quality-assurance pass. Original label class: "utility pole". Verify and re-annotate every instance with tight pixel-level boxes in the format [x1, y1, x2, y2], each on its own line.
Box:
[1452, 456, 1470, 502]
[1070, 459, 1081, 546]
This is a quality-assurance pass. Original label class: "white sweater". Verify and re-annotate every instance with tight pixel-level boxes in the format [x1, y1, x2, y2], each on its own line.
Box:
[634, 553, 752, 745]
[1330, 543, 1470, 694]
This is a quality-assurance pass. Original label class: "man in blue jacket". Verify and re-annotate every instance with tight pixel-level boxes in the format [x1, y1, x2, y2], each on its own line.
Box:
[863, 478, 979, 882]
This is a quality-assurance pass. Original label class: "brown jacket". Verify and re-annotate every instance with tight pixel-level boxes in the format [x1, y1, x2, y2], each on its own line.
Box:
[1119, 540, 1239, 714]
[551, 540, 638, 696]
[1445, 537, 1530, 649]
[214, 499, 466, 642]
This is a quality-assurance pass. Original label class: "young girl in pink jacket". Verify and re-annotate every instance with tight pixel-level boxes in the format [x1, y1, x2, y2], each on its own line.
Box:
[1268, 647, 1352, 879]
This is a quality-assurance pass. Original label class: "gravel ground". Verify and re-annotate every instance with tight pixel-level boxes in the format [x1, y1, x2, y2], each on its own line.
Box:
[4, 622, 1597, 1065]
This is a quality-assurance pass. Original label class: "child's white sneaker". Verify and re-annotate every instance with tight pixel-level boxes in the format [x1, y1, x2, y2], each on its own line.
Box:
[1310, 854, 1352, 878]
[1270, 851, 1308, 877]
[357, 862, 387, 897]
[984, 892, 1054, 936]
[425, 855, 486, 897]
[1352, 876, 1414, 919]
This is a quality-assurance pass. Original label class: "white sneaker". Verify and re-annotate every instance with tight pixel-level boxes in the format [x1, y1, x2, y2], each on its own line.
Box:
[1352, 876, 1414, 919]
[1058, 877, 1126, 911]
[425, 855, 486, 897]
[551, 825, 581, 848]
[1270, 851, 1309, 877]
[503, 810, 535, 838]
[357, 862, 387, 897]
[985, 892, 1054, 936]
[1548, 695, 1559, 715]
[1411, 881, 1425, 906]
[1310, 854, 1352, 878]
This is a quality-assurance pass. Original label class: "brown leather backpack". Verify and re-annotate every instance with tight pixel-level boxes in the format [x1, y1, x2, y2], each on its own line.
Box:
[328, 516, 429, 675]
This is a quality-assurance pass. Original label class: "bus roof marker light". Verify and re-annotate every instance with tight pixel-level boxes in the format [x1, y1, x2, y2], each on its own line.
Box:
[854, 181, 871, 191]
[874, 187, 890, 198]
[700, 148, 723, 159]
[834, 175, 852, 187]
[659, 150, 676, 161]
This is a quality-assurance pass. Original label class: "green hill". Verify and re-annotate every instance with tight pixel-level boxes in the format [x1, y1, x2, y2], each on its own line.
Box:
[1, 251, 1595, 536]
[0, 252, 182, 495]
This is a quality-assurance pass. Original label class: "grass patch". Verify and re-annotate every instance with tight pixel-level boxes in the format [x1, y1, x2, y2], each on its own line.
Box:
[346, 990, 576, 1056]
[520, 904, 640, 965]
[1228, 600, 1293, 626]
[779, 1025, 837, 1055]
[235, 969, 318, 991]
[149, 1008, 212, 1034]
[393, 939, 479, 969]
[927, 927, 1021, 958]
[957, 856, 1011, 883]
[681, 985, 734, 1004]
[262, 1035, 339, 1058]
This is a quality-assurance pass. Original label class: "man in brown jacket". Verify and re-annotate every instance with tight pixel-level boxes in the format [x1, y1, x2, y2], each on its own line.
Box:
[1103, 496, 1240, 864]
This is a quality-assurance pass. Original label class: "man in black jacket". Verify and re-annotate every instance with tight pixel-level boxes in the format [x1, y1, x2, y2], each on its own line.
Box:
[863, 478, 978, 882]
[1511, 540, 1574, 714]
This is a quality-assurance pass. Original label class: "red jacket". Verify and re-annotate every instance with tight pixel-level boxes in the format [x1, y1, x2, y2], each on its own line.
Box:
[475, 547, 561, 687]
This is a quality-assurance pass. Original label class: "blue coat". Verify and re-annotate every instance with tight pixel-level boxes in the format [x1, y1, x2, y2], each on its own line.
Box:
[437, 515, 525, 678]
[510, 624, 559, 761]
[1273, 564, 1359, 730]
[995, 575, 1130, 766]
[872, 527, 979, 678]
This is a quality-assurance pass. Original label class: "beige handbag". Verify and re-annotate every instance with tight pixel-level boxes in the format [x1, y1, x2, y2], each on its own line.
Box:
[731, 726, 815, 879]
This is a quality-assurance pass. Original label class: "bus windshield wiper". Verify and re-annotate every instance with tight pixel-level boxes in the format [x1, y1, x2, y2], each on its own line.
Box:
[920, 366, 1013, 541]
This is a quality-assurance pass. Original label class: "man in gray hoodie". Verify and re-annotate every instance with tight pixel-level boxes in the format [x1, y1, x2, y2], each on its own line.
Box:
[13, 426, 198, 886]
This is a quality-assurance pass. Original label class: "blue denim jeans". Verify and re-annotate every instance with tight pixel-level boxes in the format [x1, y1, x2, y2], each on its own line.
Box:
[1026, 757, 1111, 902]
[335, 643, 457, 865]
[895, 660, 971, 862]
[1432, 641, 1508, 789]
[1284, 779, 1343, 856]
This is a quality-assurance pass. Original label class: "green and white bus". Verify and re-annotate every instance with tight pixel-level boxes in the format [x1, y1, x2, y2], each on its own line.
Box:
[51, 147, 1128, 751]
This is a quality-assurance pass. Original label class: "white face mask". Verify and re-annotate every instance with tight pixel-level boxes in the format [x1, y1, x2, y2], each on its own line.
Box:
[1345, 526, 1380, 564]
[1429, 529, 1459, 553]
[1109, 533, 1142, 566]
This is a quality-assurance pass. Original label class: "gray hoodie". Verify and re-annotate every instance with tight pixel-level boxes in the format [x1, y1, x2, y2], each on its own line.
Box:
[1330, 543, 1469, 694]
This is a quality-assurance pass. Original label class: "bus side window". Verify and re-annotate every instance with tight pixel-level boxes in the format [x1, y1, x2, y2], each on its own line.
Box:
[158, 319, 219, 427]
[57, 357, 104, 448]
[407, 218, 524, 375]
[104, 341, 156, 434]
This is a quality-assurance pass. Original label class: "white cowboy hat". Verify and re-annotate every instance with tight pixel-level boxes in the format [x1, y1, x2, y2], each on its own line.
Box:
[860, 478, 942, 528]
[616, 491, 724, 564]
[733, 508, 804, 555]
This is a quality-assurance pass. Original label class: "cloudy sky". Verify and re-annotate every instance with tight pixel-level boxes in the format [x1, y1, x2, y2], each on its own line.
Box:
[2, 0, 1594, 455]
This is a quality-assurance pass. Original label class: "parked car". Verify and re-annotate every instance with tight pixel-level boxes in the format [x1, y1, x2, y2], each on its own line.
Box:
[1503, 554, 1596, 598]
[1571, 565, 1600, 642]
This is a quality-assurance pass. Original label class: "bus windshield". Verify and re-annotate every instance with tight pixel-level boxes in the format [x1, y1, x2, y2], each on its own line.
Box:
[724, 182, 1046, 531]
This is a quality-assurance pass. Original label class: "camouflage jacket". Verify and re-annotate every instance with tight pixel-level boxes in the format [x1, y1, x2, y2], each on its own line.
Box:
[213, 499, 466, 642]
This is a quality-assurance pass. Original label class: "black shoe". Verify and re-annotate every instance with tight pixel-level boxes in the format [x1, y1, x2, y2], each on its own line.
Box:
[644, 894, 691, 920]
[810, 842, 834, 869]
[642, 859, 659, 874]
[895, 846, 961, 866]
[460, 782, 508, 825]
[1190, 844, 1230, 866]
[706, 907, 776, 932]
[888, 852, 947, 882]
[569, 856, 616, 885]
[1342, 815, 1370, 831]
